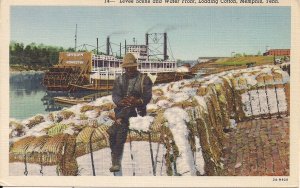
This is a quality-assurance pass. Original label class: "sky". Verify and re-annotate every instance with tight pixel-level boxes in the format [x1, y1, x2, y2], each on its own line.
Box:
[11, 6, 290, 60]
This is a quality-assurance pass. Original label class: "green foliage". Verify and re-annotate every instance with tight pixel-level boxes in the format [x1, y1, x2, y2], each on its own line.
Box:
[9, 41, 75, 68]
[216, 56, 273, 67]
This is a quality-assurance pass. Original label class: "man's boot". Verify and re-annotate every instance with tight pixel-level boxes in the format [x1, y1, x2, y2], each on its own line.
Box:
[109, 153, 121, 172]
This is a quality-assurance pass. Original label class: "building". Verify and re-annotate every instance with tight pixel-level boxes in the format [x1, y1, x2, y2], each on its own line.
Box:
[263, 49, 290, 56]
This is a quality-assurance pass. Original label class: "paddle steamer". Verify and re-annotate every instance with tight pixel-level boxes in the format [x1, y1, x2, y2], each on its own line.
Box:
[42, 33, 192, 92]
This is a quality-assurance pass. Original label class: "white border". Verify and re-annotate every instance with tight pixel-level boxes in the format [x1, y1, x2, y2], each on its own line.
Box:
[0, 0, 299, 187]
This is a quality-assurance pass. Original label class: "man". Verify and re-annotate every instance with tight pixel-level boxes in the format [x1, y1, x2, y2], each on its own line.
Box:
[108, 53, 153, 172]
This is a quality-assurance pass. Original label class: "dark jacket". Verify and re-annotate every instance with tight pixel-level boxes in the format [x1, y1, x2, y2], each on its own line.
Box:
[112, 72, 153, 120]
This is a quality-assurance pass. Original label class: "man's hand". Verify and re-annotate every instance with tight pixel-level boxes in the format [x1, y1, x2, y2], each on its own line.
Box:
[118, 98, 131, 107]
[118, 96, 143, 107]
[125, 96, 143, 106]
[115, 118, 122, 125]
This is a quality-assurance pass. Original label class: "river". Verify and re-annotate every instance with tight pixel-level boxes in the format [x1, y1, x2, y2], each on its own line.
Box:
[9, 71, 108, 120]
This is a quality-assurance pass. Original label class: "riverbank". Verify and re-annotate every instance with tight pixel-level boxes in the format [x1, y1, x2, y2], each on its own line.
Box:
[192, 56, 275, 76]
[10, 64, 48, 72]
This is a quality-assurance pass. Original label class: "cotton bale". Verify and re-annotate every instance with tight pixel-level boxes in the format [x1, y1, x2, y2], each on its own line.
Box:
[194, 114, 223, 175]
[46, 123, 70, 137]
[214, 83, 231, 130]
[58, 110, 75, 120]
[152, 88, 164, 96]
[39, 134, 66, 165]
[171, 98, 198, 109]
[255, 73, 268, 88]
[196, 86, 208, 96]
[80, 105, 96, 113]
[57, 134, 78, 176]
[10, 136, 36, 155]
[98, 102, 116, 111]
[9, 121, 25, 138]
[26, 135, 49, 163]
[25, 115, 45, 129]
[205, 95, 225, 144]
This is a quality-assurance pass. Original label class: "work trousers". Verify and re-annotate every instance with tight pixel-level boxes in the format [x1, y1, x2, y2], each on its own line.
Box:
[107, 121, 129, 165]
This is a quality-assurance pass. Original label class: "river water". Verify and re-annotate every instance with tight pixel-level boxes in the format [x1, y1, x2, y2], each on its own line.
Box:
[10, 72, 108, 120]
[10, 72, 59, 120]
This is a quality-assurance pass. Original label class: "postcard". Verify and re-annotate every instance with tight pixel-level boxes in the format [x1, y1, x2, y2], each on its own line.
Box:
[0, 0, 299, 187]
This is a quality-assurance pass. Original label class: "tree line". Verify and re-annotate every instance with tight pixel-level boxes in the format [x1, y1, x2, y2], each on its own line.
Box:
[10, 41, 75, 68]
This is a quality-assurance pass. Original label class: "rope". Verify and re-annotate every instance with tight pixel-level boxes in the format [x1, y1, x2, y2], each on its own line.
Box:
[263, 77, 272, 118]
[272, 76, 281, 118]
[39, 154, 44, 176]
[230, 78, 238, 121]
[89, 129, 96, 176]
[246, 84, 254, 118]
[154, 139, 161, 175]
[282, 76, 289, 117]
[148, 132, 156, 176]
[153, 123, 167, 175]
[128, 129, 136, 176]
[23, 154, 28, 176]
[255, 84, 263, 118]
[160, 147, 165, 176]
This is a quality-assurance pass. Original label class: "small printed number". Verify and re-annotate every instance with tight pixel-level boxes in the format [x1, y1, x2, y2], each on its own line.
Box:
[273, 178, 288, 182]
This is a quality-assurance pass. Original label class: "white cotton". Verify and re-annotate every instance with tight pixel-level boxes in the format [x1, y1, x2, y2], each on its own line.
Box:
[243, 73, 257, 86]
[164, 107, 196, 176]
[222, 75, 233, 87]
[168, 92, 190, 103]
[129, 115, 154, 132]
[91, 95, 113, 106]
[85, 110, 99, 119]
[147, 103, 158, 111]
[156, 100, 173, 108]
[176, 66, 190, 73]
[194, 136, 205, 175]
[169, 82, 182, 92]
[194, 96, 207, 112]
[181, 87, 197, 97]
[63, 126, 75, 135]
[280, 70, 290, 84]
[203, 76, 222, 86]
[261, 66, 273, 75]
[230, 119, 237, 128]
[69, 103, 85, 114]
[156, 83, 169, 96]
[241, 88, 287, 117]
[97, 111, 115, 127]
[12, 121, 52, 142]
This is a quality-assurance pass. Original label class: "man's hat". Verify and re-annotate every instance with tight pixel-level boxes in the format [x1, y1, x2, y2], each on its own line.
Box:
[121, 53, 138, 68]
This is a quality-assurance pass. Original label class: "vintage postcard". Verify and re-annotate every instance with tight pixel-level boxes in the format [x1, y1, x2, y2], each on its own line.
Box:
[0, 0, 299, 187]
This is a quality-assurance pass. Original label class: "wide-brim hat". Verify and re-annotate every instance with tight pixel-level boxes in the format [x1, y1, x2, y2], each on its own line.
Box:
[121, 53, 138, 68]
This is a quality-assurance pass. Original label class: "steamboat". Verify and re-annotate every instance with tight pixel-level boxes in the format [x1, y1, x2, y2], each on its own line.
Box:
[42, 32, 192, 92]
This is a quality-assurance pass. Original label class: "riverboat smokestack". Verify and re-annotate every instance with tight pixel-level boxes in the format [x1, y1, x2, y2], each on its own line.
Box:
[164, 32, 168, 60]
[97, 38, 99, 54]
[107, 37, 110, 55]
[125, 40, 127, 54]
[145, 33, 149, 46]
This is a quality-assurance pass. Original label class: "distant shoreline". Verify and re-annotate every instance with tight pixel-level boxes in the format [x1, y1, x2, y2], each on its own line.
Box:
[10, 65, 48, 73]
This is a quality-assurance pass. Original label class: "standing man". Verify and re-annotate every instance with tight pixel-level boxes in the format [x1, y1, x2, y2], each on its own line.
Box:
[108, 53, 153, 172]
